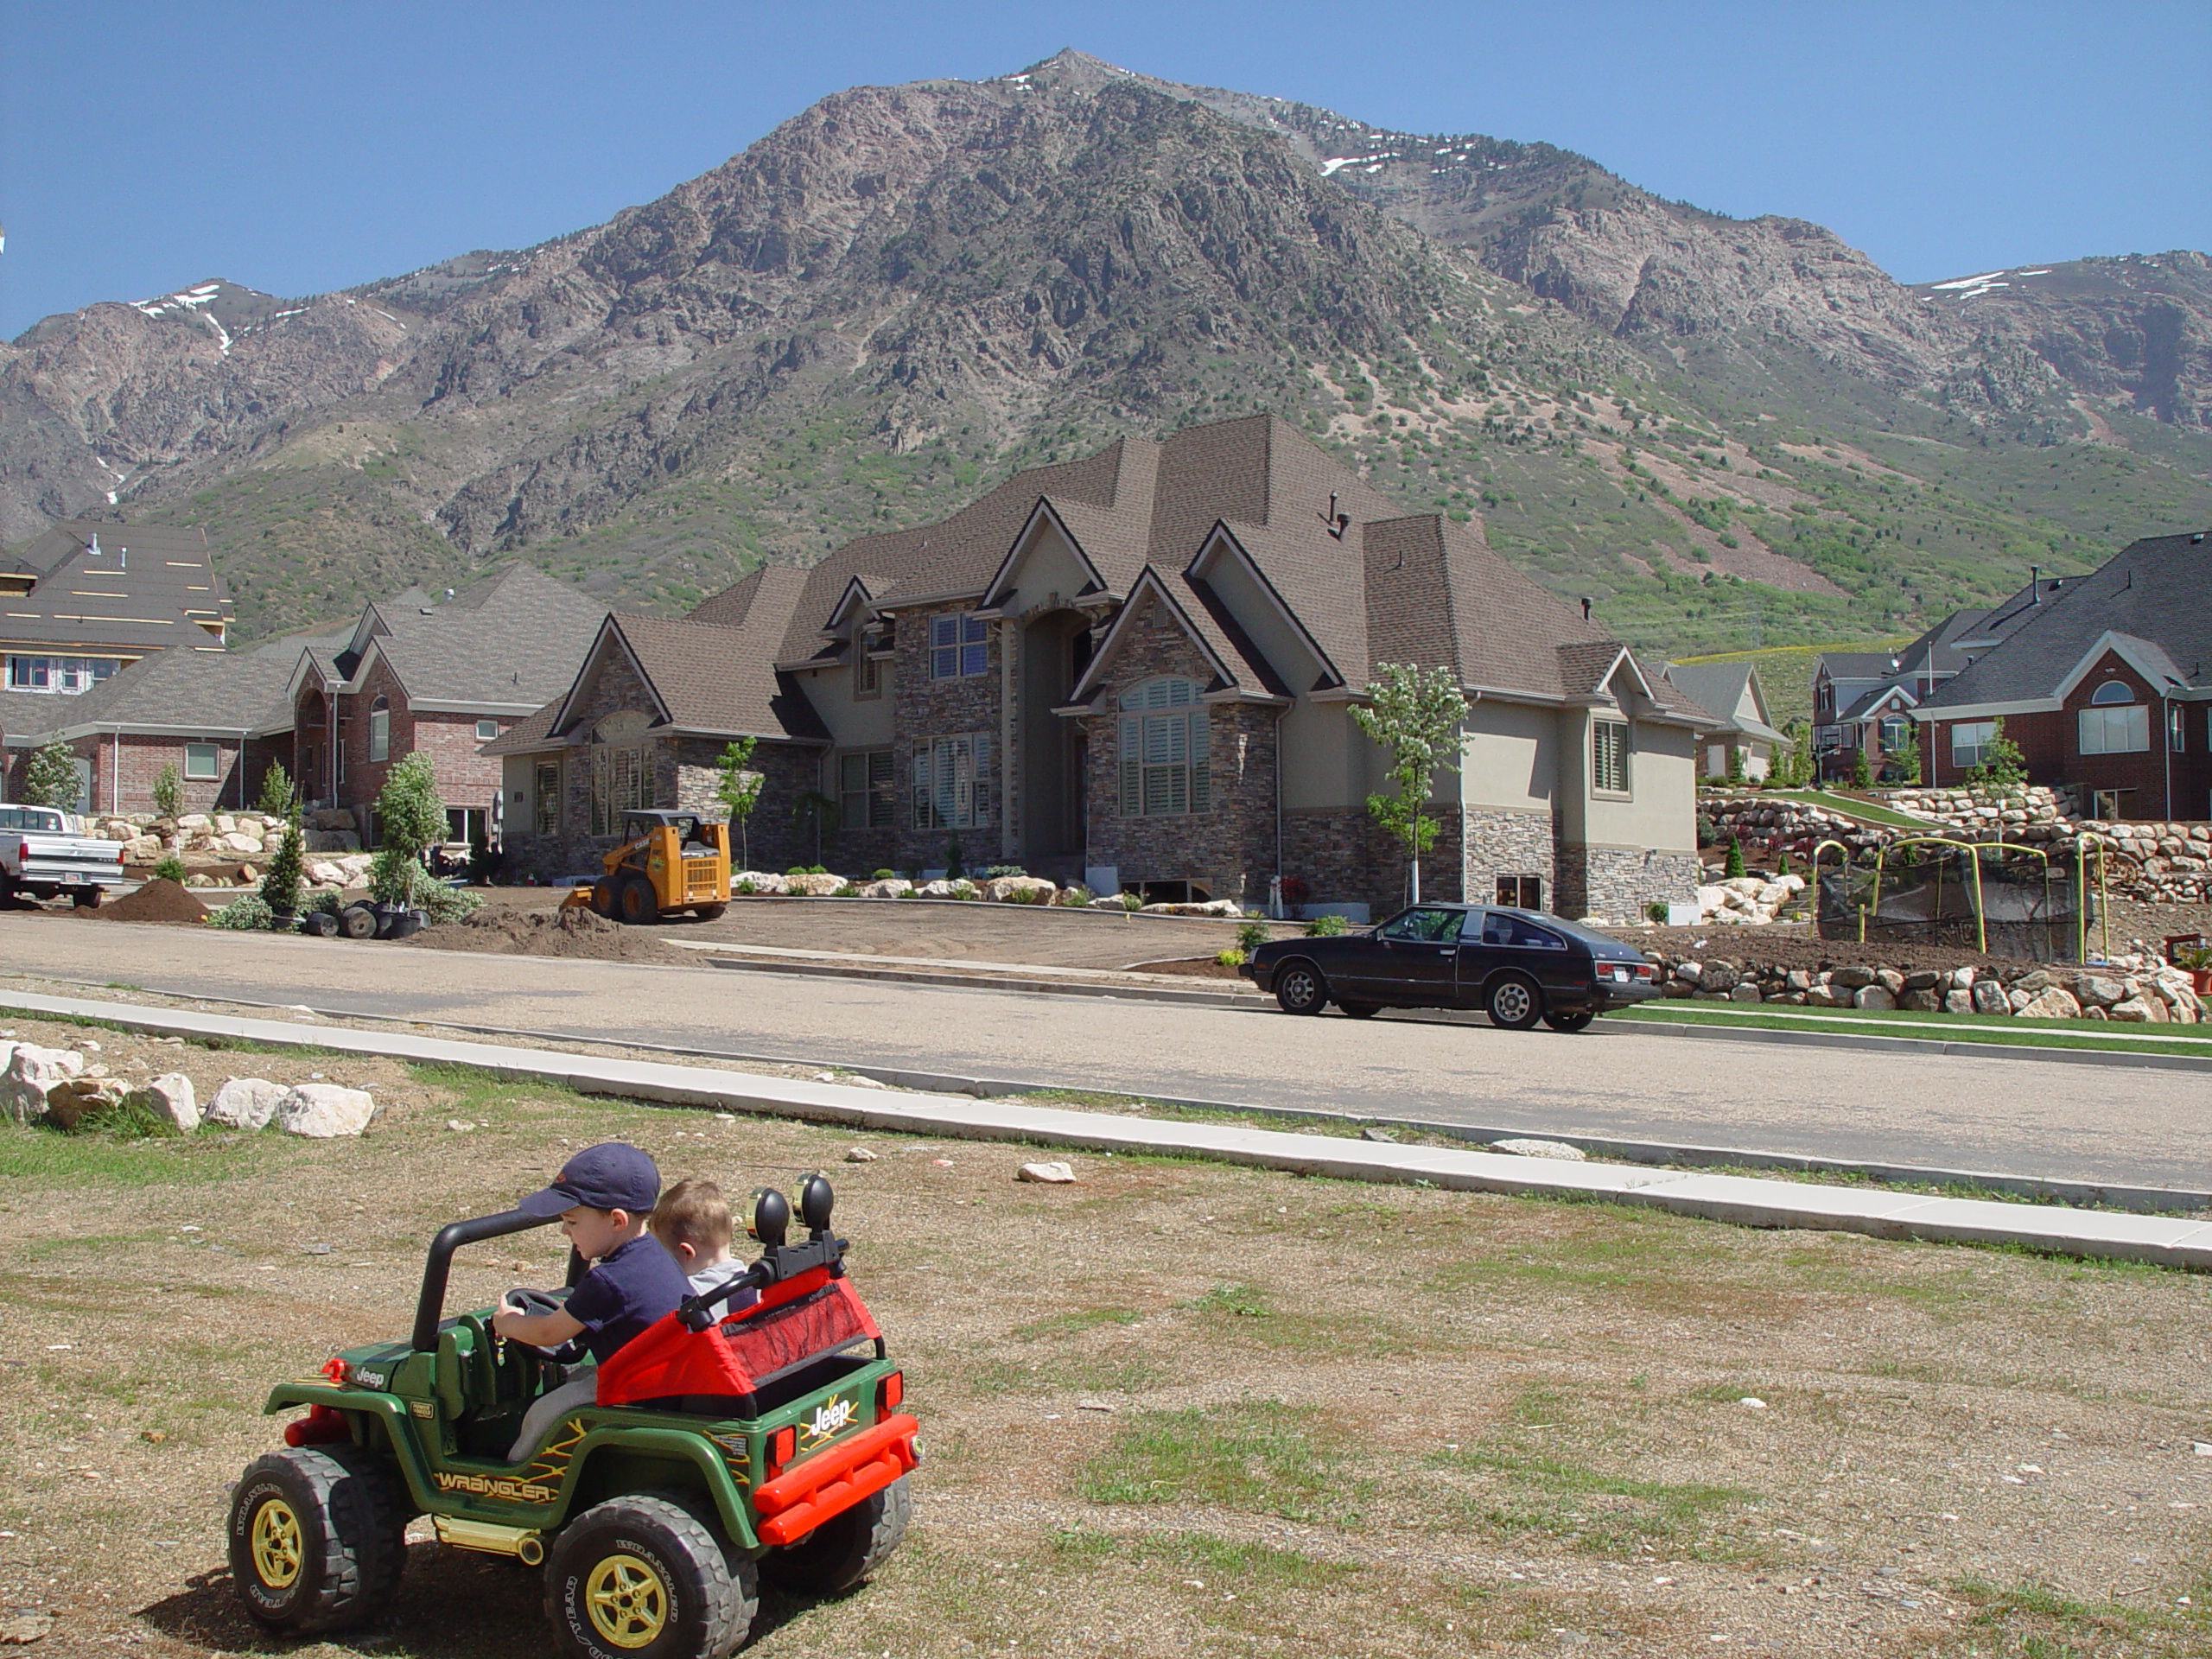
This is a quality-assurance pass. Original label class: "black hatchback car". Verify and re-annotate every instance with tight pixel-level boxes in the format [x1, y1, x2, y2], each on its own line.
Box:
[1243, 904, 1661, 1031]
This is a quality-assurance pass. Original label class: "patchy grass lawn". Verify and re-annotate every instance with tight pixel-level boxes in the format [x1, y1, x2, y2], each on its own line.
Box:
[1, 1014, 2209, 1656]
[1619, 1000, 2212, 1059]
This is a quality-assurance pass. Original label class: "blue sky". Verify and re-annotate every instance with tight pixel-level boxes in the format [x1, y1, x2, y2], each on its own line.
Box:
[3, 1, 2206, 338]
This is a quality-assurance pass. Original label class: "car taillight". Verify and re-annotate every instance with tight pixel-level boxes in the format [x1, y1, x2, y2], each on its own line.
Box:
[1634, 963, 1656, 981]
[766, 1426, 796, 1478]
[878, 1370, 904, 1414]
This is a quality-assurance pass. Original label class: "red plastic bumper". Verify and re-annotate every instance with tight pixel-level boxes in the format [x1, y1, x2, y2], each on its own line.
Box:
[753, 1414, 920, 1548]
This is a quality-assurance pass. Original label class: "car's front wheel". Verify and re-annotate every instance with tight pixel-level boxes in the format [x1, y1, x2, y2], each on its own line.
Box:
[1485, 973, 1543, 1032]
[1273, 959, 1330, 1015]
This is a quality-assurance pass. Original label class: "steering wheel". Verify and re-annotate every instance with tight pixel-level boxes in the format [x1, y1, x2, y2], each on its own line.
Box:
[501, 1285, 589, 1365]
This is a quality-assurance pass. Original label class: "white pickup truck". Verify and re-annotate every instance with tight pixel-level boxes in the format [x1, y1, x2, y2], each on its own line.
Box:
[0, 804, 128, 908]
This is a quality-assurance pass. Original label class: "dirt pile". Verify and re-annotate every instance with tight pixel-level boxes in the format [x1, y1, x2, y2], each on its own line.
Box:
[407, 903, 693, 965]
[93, 878, 212, 925]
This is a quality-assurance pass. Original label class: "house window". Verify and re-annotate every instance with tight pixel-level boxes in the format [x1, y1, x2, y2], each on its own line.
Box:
[1950, 721, 1996, 770]
[839, 751, 895, 829]
[1118, 677, 1209, 817]
[1879, 716, 1910, 753]
[534, 762, 560, 838]
[590, 745, 651, 836]
[2170, 705, 2186, 753]
[476, 718, 500, 742]
[912, 734, 991, 830]
[1592, 720, 1629, 794]
[929, 613, 988, 679]
[855, 642, 882, 699]
[1496, 875, 1544, 910]
[183, 742, 219, 780]
[2078, 684, 2147, 754]
[6, 655, 118, 694]
[368, 697, 391, 762]
[1813, 725, 1840, 753]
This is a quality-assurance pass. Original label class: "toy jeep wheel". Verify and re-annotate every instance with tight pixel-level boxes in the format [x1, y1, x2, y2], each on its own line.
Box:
[545, 1494, 755, 1659]
[228, 1443, 409, 1634]
[761, 1473, 912, 1598]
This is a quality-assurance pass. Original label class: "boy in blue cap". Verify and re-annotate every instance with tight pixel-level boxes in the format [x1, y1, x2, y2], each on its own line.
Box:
[493, 1141, 689, 1463]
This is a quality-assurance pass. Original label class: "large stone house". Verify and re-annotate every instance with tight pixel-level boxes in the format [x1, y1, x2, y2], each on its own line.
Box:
[1911, 531, 2211, 820]
[493, 416, 1709, 918]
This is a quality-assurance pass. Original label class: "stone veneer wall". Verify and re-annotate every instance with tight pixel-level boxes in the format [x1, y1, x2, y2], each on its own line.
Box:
[1555, 844, 1702, 921]
[1460, 807, 1556, 910]
[1283, 804, 1465, 916]
[893, 601, 1003, 871]
[1080, 594, 1279, 905]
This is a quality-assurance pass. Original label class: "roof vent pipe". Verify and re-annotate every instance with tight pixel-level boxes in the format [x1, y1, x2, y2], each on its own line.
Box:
[2029, 564, 2040, 601]
[1580, 596, 1592, 621]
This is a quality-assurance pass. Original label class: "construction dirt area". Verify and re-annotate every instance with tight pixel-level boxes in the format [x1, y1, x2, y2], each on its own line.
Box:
[3, 1011, 2209, 1658]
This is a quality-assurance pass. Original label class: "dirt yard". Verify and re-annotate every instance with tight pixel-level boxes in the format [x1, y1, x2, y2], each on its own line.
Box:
[3, 1013, 2209, 1657]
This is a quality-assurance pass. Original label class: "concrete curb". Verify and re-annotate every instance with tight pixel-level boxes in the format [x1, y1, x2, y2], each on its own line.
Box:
[9, 990, 2209, 1269]
[703, 954, 1255, 1007]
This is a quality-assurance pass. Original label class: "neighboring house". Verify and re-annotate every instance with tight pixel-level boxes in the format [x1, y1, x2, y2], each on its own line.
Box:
[1911, 531, 2212, 820]
[493, 416, 1711, 918]
[1661, 661, 1787, 780]
[0, 630, 344, 815]
[0, 521, 232, 701]
[288, 567, 606, 843]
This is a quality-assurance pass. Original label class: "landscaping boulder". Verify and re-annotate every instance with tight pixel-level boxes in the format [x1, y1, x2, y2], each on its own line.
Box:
[1698, 962, 1739, 993]
[733, 872, 791, 895]
[788, 873, 847, 896]
[1899, 990, 1943, 1013]
[1971, 979, 2011, 1015]
[2015, 987, 2084, 1020]
[861, 878, 912, 898]
[918, 879, 976, 899]
[276, 1084, 378, 1139]
[983, 875, 1057, 904]
[2106, 995, 2160, 1024]
[43, 1075, 127, 1130]
[207, 1077, 289, 1131]
[1944, 989, 1975, 1014]
[1016, 1160, 1077, 1184]
[1730, 982, 1763, 1002]
[2071, 974, 2126, 1008]
[126, 1073, 199, 1133]
[1854, 985, 1897, 1011]
[1, 1044, 84, 1123]
[1142, 899, 1243, 917]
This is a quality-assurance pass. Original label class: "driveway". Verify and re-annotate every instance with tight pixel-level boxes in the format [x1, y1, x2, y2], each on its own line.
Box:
[3, 911, 2202, 1191]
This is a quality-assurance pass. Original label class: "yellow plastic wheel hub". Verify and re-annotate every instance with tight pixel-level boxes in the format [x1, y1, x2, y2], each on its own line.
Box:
[584, 1554, 668, 1649]
[250, 1498, 303, 1590]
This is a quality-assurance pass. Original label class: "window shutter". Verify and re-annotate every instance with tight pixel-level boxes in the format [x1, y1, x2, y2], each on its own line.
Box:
[1191, 711, 1210, 812]
[912, 744, 932, 828]
[1120, 716, 1140, 815]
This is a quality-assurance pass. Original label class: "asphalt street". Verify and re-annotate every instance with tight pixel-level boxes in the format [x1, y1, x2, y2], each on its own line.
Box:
[4, 914, 2205, 1191]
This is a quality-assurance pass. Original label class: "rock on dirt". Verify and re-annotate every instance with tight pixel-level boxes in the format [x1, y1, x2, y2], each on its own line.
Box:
[126, 1073, 198, 1133]
[1018, 1160, 1077, 1184]
[90, 878, 210, 925]
[276, 1084, 378, 1139]
[2, 1044, 84, 1123]
[407, 904, 695, 964]
[845, 1147, 880, 1162]
[207, 1077, 287, 1130]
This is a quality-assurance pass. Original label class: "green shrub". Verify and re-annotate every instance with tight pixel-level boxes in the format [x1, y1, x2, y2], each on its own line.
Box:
[149, 761, 184, 820]
[258, 817, 306, 917]
[1304, 913, 1349, 938]
[1236, 920, 1268, 952]
[1724, 839, 1746, 880]
[255, 761, 297, 818]
[1057, 886, 1093, 907]
[1645, 900, 1670, 925]
[152, 854, 187, 883]
[418, 884, 483, 925]
[735, 878, 757, 896]
[1777, 849, 1793, 875]
[1121, 892, 1145, 912]
[872, 869, 896, 880]
[207, 893, 275, 931]
[835, 883, 860, 898]
[983, 863, 1027, 879]
[1215, 947, 1248, 968]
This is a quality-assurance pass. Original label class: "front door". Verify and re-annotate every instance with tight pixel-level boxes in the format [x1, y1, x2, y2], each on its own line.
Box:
[1356, 906, 1465, 1003]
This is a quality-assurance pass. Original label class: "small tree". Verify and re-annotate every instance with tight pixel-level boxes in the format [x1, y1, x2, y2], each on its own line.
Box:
[1849, 746, 1872, 791]
[1725, 746, 1746, 787]
[369, 753, 446, 906]
[255, 760, 296, 818]
[1897, 734, 1923, 786]
[1963, 719, 2027, 797]
[259, 813, 306, 919]
[1351, 663, 1471, 904]
[714, 738, 763, 869]
[151, 761, 184, 819]
[1724, 838, 1747, 879]
[22, 741, 82, 812]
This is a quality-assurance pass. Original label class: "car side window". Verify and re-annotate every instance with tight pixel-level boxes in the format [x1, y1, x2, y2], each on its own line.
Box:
[1484, 912, 1566, 949]
[1380, 907, 1459, 942]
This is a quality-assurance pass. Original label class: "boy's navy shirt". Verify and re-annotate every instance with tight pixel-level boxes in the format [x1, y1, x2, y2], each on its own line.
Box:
[564, 1235, 689, 1364]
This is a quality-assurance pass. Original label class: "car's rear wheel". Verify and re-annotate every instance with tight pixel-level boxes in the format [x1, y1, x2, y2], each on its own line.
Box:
[760, 1473, 912, 1598]
[1273, 959, 1329, 1015]
[1338, 1001, 1381, 1020]
[615, 874, 659, 925]
[1542, 1008, 1596, 1033]
[1485, 973, 1542, 1032]
[228, 1442, 409, 1634]
[544, 1493, 753, 1659]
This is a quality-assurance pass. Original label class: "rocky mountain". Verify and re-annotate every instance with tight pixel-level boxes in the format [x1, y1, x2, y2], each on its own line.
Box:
[3, 49, 2208, 656]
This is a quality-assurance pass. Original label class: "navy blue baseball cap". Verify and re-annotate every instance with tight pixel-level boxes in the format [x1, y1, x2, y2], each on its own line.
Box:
[518, 1141, 662, 1217]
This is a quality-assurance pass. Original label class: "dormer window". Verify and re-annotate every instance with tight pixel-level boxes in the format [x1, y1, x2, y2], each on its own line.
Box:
[930, 613, 988, 679]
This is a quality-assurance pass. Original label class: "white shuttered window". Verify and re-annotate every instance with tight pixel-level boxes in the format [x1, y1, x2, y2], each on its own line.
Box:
[1118, 677, 1210, 817]
[912, 734, 992, 829]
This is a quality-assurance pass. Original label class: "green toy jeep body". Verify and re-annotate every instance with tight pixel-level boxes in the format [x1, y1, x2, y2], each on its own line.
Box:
[229, 1181, 917, 1659]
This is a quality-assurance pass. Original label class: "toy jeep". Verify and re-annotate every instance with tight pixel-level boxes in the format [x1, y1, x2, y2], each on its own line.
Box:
[229, 1176, 918, 1659]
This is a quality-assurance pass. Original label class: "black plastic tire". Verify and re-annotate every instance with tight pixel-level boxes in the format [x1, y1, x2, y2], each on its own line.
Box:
[227, 1442, 409, 1635]
[1543, 1009, 1596, 1033]
[1486, 973, 1543, 1032]
[302, 911, 340, 938]
[691, 904, 728, 922]
[339, 904, 378, 941]
[544, 1493, 753, 1659]
[1273, 959, 1329, 1015]
[761, 1475, 912, 1599]
[616, 874, 659, 926]
[1338, 1001, 1382, 1020]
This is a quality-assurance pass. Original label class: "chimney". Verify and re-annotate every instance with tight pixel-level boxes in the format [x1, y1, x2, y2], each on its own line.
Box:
[1580, 596, 1592, 622]
[2030, 564, 2040, 601]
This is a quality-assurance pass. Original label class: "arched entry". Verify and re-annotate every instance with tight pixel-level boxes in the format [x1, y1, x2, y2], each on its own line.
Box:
[1019, 609, 1092, 866]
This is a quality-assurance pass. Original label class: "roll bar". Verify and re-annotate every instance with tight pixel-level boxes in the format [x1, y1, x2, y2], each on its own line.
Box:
[412, 1208, 559, 1351]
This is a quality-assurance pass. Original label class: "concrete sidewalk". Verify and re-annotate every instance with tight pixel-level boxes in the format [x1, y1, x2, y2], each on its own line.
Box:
[11, 989, 2211, 1271]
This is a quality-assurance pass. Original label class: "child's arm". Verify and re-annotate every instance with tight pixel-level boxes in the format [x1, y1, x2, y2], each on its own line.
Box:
[493, 1295, 585, 1347]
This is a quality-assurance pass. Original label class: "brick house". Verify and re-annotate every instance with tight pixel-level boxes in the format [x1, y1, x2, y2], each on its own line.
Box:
[288, 567, 605, 843]
[496, 416, 1709, 918]
[1912, 531, 2212, 820]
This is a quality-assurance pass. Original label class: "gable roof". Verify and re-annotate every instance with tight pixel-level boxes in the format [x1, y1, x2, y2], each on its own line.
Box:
[1917, 531, 2212, 715]
[0, 520, 233, 652]
[302, 565, 606, 709]
[0, 625, 350, 747]
[1661, 661, 1787, 744]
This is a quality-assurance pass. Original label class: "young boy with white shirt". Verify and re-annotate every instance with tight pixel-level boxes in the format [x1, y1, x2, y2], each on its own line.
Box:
[647, 1179, 759, 1313]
